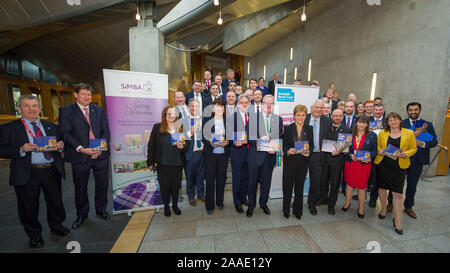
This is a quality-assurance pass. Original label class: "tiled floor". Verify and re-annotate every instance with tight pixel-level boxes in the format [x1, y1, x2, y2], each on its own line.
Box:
[138, 175, 450, 253]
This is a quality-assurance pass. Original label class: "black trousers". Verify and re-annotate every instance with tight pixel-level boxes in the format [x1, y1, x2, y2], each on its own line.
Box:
[307, 152, 327, 207]
[72, 158, 109, 217]
[248, 156, 275, 209]
[325, 154, 345, 208]
[157, 165, 182, 207]
[283, 156, 309, 217]
[14, 165, 66, 240]
[204, 153, 228, 211]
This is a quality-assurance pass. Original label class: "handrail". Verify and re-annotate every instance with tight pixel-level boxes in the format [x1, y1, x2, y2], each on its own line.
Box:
[421, 144, 448, 179]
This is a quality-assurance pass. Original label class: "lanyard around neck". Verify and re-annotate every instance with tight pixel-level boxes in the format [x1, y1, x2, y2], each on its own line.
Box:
[21, 118, 41, 138]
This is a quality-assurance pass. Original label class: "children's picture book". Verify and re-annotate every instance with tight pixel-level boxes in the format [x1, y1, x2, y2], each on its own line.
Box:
[191, 118, 202, 130]
[170, 133, 186, 146]
[336, 133, 353, 153]
[89, 138, 108, 151]
[409, 120, 433, 149]
[295, 141, 309, 154]
[212, 133, 226, 146]
[33, 136, 57, 152]
[257, 139, 282, 152]
[321, 139, 337, 153]
[234, 131, 247, 144]
[354, 150, 371, 161]
[370, 120, 384, 130]
[384, 144, 402, 160]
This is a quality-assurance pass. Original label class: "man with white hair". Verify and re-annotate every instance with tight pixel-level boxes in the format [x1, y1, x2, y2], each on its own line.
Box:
[304, 100, 332, 215]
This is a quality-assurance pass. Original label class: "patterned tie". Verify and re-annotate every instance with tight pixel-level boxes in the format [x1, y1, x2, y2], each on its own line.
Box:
[83, 107, 96, 139]
[31, 121, 52, 160]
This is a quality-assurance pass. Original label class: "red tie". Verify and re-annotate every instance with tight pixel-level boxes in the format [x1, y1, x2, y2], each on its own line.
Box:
[83, 107, 96, 139]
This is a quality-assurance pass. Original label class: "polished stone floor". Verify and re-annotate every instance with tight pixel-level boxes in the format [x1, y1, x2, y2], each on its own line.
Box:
[138, 175, 450, 253]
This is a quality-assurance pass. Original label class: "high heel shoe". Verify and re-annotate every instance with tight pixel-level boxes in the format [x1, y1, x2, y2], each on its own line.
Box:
[393, 218, 403, 235]
[341, 204, 351, 212]
[378, 213, 386, 219]
[357, 212, 364, 219]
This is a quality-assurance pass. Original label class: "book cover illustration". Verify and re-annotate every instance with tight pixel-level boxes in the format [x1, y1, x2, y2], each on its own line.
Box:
[90, 138, 108, 151]
[33, 136, 57, 152]
[370, 120, 384, 130]
[409, 120, 433, 149]
[257, 139, 282, 152]
[354, 150, 371, 161]
[384, 144, 402, 160]
[191, 118, 202, 130]
[336, 133, 352, 153]
[321, 139, 337, 153]
[295, 141, 309, 154]
[171, 133, 186, 146]
[234, 131, 248, 144]
[212, 133, 226, 146]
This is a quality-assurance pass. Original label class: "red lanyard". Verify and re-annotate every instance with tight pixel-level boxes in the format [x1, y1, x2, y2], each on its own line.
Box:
[21, 118, 41, 138]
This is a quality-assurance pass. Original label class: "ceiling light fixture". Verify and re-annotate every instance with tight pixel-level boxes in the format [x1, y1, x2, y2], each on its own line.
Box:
[217, 11, 223, 25]
[135, 1, 141, 21]
[214, 0, 220, 6]
[301, 0, 307, 22]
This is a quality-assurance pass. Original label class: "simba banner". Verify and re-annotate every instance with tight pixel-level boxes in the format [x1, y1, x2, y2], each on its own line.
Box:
[103, 69, 168, 214]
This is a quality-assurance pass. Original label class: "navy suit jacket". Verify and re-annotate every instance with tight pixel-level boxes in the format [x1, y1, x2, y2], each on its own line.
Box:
[346, 132, 378, 164]
[305, 114, 332, 151]
[402, 119, 438, 165]
[228, 111, 249, 163]
[185, 90, 212, 111]
[58, 103, 110, 163]
[0, 119, 65, 186]
[247, 112, 283, 166]
[342, 114, 357, 129]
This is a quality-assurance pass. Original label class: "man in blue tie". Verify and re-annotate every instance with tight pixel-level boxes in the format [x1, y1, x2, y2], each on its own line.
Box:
[0, 95, 68, 248]
[184, 99, 205, 206]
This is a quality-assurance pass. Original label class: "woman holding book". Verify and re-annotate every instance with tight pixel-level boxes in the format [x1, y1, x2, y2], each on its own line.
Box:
[282, 105, 314, 219]
[147, 106, 189, 217]
[374, 112, 417, 235]
[342, 115, 377, 218]
[202, 98, 229, 215]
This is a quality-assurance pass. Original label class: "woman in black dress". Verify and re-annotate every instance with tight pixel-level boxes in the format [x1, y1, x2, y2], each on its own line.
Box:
[282, 105, 314, 220]
[374, 112, 417, 235]
[147, 106, 190, 217]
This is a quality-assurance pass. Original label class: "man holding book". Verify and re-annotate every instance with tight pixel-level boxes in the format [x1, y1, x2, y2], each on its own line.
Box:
[59, 83, 111, 230]
[321, 109, 352, 215]
[0, 95, 68, 248]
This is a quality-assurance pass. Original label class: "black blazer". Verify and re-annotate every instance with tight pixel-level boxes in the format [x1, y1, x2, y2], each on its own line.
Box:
[305, 114, 332, 151]
[402, 119, 438, 165]
[268, 80, 281, 96]
[282, 123, 314, 157]
[0, 119, 65, 186]
[202, 116, 230, 156]
[58, 103, 110, 163]
[146, 123, 190, 168]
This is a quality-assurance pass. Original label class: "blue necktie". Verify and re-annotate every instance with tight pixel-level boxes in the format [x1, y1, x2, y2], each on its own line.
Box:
[313, 119, 318, 152]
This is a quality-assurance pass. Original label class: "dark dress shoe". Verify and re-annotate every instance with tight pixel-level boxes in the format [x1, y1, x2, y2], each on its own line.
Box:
[164, 205, 171, 217]
[260, 205, 270, 215]
[368, 200, 377, 208]
[235, 205, 244, 214]
[217, 205, 225, 210]
[72, 216, 87, 230]
[393, 219, 403, 235]
[242, 200, 249, 206]
[29, 236, 44, 248]
[172, 205, 181, 215]
[341, 204, 351, 212]
[246, 207, 253, 217]
[357, 212, 365, 219]
[284, 213, 290, 218]
[51, 226, 70, 236]
[206, 210, 214, 215]
[97, 211, 111, 220]
[309, 206, 317, 216]
[328, 207, 336, 215]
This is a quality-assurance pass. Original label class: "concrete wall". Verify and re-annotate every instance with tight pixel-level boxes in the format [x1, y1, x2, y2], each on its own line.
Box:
[245, 0, 450, 176]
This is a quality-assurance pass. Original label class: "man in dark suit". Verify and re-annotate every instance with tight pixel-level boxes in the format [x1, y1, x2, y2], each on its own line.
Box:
[342, 101, 357, 129]
[227, 94, 250, 213]
[305, 100, 332, 215]
[185, 80, 212, 113]
[0, 95, 69, 248]
[215, 75, 228, 97]
[268, 73, 281, 96]
[204, 70, 213, 95]
[59, 83, 111, 230]
[246, 95, 283, 217]
[222, 69, 240, 93]
[387, 102, 438, 219]
[225, 91, 237, 116]
[183, 99, 205, 206]
[322, 109, 352, 215]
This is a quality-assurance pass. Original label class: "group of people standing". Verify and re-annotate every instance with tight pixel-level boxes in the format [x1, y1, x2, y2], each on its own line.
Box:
[163, 70, 439, 238]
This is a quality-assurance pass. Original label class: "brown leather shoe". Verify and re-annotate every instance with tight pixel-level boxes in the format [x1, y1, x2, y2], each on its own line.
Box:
[189, 198, 197, 206]
[387, 204, 393, 213]
[198, 196, 206, 202]
[405, 208, 417, 219]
